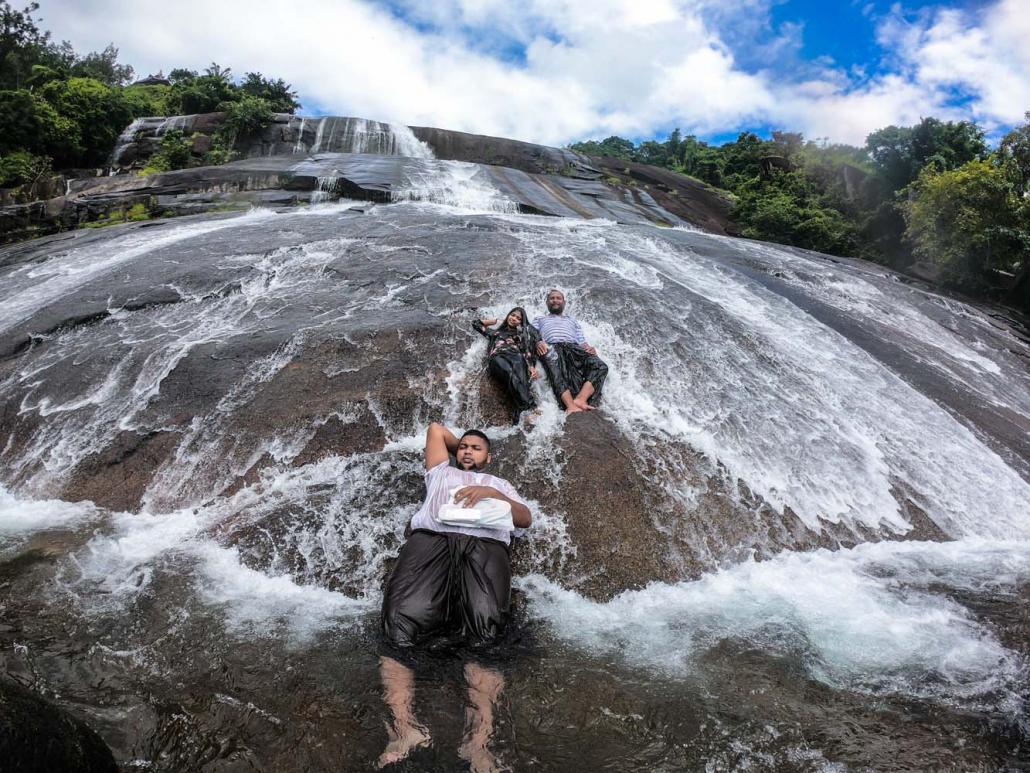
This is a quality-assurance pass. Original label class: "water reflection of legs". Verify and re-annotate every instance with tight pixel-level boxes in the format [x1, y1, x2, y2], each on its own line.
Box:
[459, 662, 505, 773]
[376, 656, 431, 768]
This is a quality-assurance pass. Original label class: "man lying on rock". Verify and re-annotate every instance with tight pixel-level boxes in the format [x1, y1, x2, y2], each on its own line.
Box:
[378, 421, 532, 771]
[534, 288, 609, 412]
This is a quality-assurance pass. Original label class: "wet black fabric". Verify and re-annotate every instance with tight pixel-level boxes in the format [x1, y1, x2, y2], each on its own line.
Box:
[381, 529, 512, 648]
[473, 313, 540, 422]
[543, 342, 608, 407]
[488, 349, 536, 422]
[472, 309, 540, 362]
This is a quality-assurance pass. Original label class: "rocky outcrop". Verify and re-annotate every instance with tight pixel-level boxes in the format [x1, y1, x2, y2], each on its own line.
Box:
[2, 113, 736, 242]
[0, 680, 118, 773]
[1, 152, 703, 244]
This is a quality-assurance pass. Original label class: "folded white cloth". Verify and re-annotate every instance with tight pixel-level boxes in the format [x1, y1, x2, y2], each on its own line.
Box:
[437, 486, 515, 531]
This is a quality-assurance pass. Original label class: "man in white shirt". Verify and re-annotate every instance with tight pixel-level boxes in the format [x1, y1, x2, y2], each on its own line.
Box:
[533, 289, 608, 412]
[377, 422, 532, 770]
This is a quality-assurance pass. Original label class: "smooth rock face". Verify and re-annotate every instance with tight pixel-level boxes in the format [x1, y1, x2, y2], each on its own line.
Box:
[1, 184, 1029, 771]
[3, 113, 734, 242]
[0, 680, 118, 773]
[2, 201, 1027, 601]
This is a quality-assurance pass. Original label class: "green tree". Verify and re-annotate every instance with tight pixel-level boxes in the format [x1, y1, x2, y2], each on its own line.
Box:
[732, 169, 857, 255]
[866, 117, 987, 191]
[69, 43, 133, 86]
[39, 77, 132, 165]
[998, 112, 1030, 195]
[122, 83, 169, 117]
[0, 147, 49, 187]
[569, 135, 636, 160]
[720, 131, 772, 189]
[240, 71, 300, 112]
[165, 64, 236, 114]
[903, 159, 1028, 292]
[0, 87, 78, 158]
[141, 128, 192, 174]
[0, 1, 49, 88]
[679, 135, 724, 186]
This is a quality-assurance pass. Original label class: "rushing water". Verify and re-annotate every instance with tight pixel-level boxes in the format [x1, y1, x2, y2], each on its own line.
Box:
[1, 161, 1029, 769]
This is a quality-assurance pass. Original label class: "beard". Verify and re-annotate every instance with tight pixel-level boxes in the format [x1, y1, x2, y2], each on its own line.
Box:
[547, 302, 564, 314]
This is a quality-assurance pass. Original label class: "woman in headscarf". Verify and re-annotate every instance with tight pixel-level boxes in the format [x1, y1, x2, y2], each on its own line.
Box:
[473, 307, 541, 423]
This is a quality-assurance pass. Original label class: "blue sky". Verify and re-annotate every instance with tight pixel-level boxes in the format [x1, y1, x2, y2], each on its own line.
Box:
[43, 0, 1030, 147]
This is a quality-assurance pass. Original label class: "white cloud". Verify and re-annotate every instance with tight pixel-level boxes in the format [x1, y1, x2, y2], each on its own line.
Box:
[39, 0, 1030, 147]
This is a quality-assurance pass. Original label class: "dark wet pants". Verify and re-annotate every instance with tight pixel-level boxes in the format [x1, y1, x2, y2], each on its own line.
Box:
[382, 529, 511, 648]
[543, 342, 608, 408]
[487, 350, 537, 422]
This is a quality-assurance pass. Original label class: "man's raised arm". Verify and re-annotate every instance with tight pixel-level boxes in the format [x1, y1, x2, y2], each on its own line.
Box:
[425, 421, 459, 470]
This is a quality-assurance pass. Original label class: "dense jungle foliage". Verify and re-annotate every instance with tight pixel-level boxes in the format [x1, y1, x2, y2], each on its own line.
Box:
[0, 1, 298, 181]
[572, 118, 1030, 308]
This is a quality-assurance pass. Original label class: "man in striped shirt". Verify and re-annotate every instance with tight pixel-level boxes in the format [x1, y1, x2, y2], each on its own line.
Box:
[533, 289, 608, 412]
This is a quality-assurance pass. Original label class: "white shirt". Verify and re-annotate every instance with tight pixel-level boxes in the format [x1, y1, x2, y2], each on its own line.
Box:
[409, 461, 529, 544]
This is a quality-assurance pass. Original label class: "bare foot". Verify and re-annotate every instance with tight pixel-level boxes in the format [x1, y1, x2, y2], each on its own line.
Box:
[573, 399, 595, 411]
[458, 739, 504, 773]
[377, 721, 431, 768]
[564, 403, 583, 413]
[523, 409, 542, 425]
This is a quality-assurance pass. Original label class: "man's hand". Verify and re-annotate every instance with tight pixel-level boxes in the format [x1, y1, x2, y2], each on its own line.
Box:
[453, 485, 501, 509]
[454, 485, 533, 527]
[536, 341, 549, 356]
[582, 343, 597, 355]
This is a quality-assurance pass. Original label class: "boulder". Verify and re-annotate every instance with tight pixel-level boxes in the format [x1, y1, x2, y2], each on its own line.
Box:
[0, 679, 118, 773]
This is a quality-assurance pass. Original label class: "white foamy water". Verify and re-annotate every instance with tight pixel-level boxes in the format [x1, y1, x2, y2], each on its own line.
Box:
[0, 484, 96, 537]
[721, 238, 1030, 420]
[302, 117, 433, 159]
[0, 208, 279, 335]
[2, 182, 1028, 730]
[522, 537, 1030, 709]
[500, 224, 1030, 540]
[393, 160, 519, 214]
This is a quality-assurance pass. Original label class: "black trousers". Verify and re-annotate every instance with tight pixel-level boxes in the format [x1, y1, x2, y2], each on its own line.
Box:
[381, 529, 512, 648]
[543, 342, 608, 407]
[487, 350, 537, 422]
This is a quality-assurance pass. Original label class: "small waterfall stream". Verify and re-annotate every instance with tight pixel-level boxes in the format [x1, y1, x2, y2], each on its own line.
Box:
[3, 148, 1029, 769]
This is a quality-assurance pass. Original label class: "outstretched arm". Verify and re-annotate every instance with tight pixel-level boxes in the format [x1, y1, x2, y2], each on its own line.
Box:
[425, 422, 460, 470]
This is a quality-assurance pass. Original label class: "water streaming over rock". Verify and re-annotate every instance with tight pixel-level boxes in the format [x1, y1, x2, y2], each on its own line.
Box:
[1, 172, 1028, 769]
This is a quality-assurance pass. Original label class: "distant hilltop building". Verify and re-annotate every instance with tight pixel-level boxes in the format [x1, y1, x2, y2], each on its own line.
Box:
[133, 71, 170, 87]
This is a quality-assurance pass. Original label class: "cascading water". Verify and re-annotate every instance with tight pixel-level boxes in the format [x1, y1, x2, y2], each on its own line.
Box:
[288, 115, 518, 213]
[1, 188, 1028, 769]
[297, 116, 434, 158]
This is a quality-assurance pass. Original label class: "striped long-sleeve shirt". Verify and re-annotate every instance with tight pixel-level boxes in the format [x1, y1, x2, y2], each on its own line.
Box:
[533, 313, 586, 345]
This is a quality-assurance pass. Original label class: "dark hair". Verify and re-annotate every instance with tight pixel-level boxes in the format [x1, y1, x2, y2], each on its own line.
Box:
[501, 306, 528, 330]
[459, 429, 491, 450]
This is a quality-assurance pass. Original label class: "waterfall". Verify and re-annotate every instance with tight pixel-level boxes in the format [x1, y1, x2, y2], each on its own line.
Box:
[311, 175, 339, 203]
[7, 126, 1029, 770]
[292, 116, 308, 154]
[393, 160, 519, 213]
[301, 116, 433, 158]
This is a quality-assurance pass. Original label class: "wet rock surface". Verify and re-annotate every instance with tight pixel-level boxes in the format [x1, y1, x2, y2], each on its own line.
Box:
[1, 198, 1028, 770]
[1, 114, 734, 242]
[0, 679, 118, 773]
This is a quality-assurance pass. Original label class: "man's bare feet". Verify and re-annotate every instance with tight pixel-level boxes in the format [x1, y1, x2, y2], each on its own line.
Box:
[565, 403, 583, 413]
[572, 399, 595, 411]
[376, 721, 431, 768]
[523, 409, 542, 425]
[458, 738, 505, 773]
